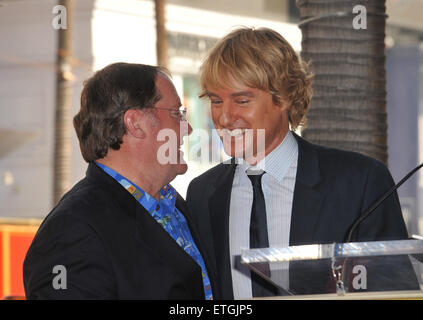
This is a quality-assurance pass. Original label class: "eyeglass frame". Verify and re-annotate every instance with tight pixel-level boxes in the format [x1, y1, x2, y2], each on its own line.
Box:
[146, 106, 187, 121]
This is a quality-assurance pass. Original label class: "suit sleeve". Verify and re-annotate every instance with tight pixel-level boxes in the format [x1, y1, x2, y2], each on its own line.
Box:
[23, 213, 116, 299]
[354, 160, 409, 241]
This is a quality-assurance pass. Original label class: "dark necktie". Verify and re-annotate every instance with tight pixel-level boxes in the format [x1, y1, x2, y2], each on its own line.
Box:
[247, 171, 279, 297]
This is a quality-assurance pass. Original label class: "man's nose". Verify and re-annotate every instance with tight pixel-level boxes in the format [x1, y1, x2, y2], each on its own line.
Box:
[187, 122, 193, 136]
[218, 102, 237, 127]
[180, 120, 193, 137]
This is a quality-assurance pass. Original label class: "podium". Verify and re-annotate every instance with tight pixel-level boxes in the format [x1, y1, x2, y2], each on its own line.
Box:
[241, 239, 423, 299]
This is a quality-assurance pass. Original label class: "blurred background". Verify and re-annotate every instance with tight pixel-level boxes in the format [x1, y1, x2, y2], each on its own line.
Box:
[0, 0, 422, 297]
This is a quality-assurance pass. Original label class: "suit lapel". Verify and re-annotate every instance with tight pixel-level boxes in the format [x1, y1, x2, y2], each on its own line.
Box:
[88, 163, 204, 297]
[134, 196, 205, 298]
[205, 136, 326, 296]
[208, 162, 237, 299]
[290, 134, 325, 246]
[175, 194, 218, 298]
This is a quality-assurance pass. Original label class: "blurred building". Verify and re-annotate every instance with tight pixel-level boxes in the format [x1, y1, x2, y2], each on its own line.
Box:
[385, 0, 423, 236]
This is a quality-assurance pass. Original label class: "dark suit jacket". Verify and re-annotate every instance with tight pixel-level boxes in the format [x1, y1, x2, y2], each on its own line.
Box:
[186, 134, 412, 299]
[24, 163, 214, 299]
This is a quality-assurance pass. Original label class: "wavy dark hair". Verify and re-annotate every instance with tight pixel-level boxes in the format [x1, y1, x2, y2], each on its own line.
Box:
[73, 62, 165, 162]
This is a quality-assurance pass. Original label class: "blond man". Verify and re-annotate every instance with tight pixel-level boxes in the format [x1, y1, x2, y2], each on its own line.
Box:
[187, 27, 412, 299]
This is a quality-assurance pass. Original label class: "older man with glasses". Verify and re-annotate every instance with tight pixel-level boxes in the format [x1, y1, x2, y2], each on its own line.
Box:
[23, 62, 214, 300]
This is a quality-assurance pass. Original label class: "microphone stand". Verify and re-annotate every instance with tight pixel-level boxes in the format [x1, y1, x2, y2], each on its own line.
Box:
[344, 162, 423, 243]
[332, 163, 423, 295]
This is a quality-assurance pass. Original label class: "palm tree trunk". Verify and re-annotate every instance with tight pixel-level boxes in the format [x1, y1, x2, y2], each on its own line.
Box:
[297, 0, 388, 164]
[53, 0, 74, 205]
[155, 0, 168, 68]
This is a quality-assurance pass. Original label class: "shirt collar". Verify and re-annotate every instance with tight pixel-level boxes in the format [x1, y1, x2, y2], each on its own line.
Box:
[240, 130, 298, 183]
[95, 162, 177, 213]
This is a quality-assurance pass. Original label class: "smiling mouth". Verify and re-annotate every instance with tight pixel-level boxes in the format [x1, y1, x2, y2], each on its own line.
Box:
[218, 128, 247, 138]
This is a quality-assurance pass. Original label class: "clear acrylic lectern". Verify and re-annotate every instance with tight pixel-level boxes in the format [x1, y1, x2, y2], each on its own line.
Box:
[241, 239, 423, 298]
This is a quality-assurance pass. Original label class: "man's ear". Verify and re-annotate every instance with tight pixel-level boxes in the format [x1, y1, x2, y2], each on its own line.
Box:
[275, 97, 290, 112]
[123, 109, 146, 139]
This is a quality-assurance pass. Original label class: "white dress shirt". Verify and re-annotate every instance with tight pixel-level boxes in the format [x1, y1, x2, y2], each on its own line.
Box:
[229, 130, 299, 299]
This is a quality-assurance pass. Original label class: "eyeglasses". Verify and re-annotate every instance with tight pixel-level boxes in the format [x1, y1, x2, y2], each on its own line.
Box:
[150, 106, 187, 121]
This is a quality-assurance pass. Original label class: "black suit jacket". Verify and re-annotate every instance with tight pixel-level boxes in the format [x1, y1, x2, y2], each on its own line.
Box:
[24, 163, 214, 299]
[186, 134, 412, 299]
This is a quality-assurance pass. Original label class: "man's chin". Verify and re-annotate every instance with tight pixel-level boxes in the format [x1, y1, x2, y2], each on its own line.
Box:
[223, 146, 263, 165]
[222, 143, 250, 159]
[175, 162, 188, 175]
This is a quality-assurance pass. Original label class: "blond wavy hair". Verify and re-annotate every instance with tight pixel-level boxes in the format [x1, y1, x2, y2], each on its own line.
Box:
[199, 27, 313, 130]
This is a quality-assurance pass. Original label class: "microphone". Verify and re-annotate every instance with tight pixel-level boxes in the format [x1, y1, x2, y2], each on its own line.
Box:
[343, 162, 423, 243]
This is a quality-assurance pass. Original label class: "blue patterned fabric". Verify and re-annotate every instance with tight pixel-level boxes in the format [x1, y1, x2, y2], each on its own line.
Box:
[96, 162, 213, 300]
